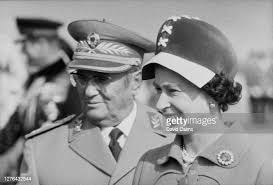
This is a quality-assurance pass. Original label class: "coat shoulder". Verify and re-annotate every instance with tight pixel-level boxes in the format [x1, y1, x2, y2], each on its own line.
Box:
[141, 143, 171, 164]
[25, 114, 76, 139]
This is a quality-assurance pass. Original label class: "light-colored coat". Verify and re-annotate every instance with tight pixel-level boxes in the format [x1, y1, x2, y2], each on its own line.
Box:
[133, 123, 273, 185]
[18, 103, 174, 185]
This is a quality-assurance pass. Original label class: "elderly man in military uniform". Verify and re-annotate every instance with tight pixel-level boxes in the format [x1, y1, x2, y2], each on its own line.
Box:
[18, 20, 173, 185]
[16, 17, 81, 130]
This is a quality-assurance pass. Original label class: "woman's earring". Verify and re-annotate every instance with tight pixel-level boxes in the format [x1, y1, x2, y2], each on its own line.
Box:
[209, 102, 216, 109]
[208, 102, 217, 115]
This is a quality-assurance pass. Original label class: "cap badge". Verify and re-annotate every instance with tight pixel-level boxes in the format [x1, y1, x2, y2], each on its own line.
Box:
[161, 25, 173, 35]
[157, 19, 175, 49]
[158, 37, 169, 47]
[217, 150, 234, 166]
[87, 32, 100, 49]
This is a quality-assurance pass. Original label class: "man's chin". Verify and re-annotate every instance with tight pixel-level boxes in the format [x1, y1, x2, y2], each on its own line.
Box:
[86, 110, 103, 118]
[85, 108, 106, 122]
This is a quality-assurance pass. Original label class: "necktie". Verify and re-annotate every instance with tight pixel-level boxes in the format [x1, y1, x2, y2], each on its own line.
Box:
[109, 128, 123, 161]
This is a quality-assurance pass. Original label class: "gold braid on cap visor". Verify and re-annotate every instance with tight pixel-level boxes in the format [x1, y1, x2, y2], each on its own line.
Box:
[73, 40, 142, 66]
[73, 52, 141, 66]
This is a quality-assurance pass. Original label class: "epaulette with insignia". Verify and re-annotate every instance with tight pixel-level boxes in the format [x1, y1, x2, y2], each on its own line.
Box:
[147, 111, 167, 137]
[25, 114, 76, 139]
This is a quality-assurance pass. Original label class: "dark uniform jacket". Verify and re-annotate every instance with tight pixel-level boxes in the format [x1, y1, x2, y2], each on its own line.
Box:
[18, 102, 174, 185]
[133, 123, 273, 185]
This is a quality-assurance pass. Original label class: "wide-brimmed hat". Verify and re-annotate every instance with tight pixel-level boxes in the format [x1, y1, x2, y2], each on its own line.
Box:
[142, 16, 238, 88]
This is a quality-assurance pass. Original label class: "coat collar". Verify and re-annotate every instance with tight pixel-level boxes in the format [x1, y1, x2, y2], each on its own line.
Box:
[156, 135, 184, 167]
[109, 102, 170, 185]
[198, 123, 250, 169]
[68, 102, 170, 182]
[157, 122, 250, 169]
[68, 114, 116, 176]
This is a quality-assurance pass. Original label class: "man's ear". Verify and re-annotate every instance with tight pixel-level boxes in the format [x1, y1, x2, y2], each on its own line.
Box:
[131, 70, 142, 94]
[69, 75, 77, 87]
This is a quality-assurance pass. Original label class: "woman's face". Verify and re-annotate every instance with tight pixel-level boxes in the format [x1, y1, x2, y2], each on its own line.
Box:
[154, 65, 211, 134]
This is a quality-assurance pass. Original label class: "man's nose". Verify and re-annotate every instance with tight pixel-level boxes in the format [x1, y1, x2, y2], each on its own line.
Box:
[156, 93, 171, 113]
[84, 81, 100, 98]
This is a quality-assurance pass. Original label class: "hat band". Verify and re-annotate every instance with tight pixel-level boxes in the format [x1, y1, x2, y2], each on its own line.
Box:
[145, 52, 215, 88]
[68, 62, 132, 73]
[23, 28, 58, 37]
[73, 52, 141, 66]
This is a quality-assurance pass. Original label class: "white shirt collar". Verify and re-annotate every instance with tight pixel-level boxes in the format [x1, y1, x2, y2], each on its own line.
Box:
[101, 102, 137, 146]
[116, 101, 137, 137]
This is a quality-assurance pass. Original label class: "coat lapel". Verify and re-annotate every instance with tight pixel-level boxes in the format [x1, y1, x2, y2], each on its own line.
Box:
[110, 103, 171, 185]
[197, 123, 251, 184]
[68, 117, 116, 176]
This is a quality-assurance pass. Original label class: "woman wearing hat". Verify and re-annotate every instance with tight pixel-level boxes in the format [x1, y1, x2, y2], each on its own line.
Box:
[133, 16, 273, 185]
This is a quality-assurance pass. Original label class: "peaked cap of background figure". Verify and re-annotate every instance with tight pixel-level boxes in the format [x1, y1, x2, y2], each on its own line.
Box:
[142, 15, 238, 88]
[67, 19, 155, 74]
[16, 17, 62, 41]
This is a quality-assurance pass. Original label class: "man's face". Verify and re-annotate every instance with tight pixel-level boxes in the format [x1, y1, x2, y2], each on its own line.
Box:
[72, 69, 140, 127]
[21, 38, 42, 65]
[21, 37, 52, 71]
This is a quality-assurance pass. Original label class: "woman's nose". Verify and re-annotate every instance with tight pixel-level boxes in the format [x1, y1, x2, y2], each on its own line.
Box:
[156, 93, 171, 113]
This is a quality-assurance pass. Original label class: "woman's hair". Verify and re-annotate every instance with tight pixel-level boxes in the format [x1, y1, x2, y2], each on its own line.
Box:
[201, 72, 242, 112]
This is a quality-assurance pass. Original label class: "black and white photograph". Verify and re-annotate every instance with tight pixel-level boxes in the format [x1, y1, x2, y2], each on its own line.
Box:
[0, 0, 272, 185]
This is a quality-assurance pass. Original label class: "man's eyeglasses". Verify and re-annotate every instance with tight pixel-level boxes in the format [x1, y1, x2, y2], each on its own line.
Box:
[70, 71, 122, 86]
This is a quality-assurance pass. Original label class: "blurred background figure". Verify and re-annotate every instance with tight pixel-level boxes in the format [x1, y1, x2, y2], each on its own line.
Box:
[242, 50, 273, 123]
[0, 35, 27, 184]
[0, 35, 27, 129]
[0, 18, 82, 184]
[16, 17, 81, 130]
